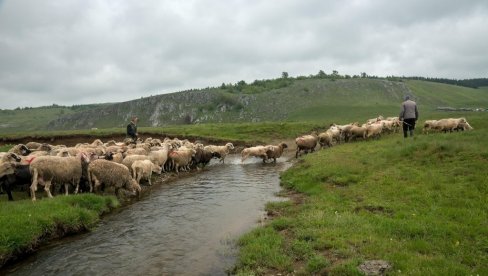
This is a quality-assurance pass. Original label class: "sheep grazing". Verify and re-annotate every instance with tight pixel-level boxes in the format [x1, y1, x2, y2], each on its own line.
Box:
[266, 143, 288, 163]
[241, 145, 273, 163]
[295, 134, 318, 158]
[29, 153, 91, 201]
[131, 160, 162, 186]
[88, 159, 141, 197]
[204, 143, 234, 163]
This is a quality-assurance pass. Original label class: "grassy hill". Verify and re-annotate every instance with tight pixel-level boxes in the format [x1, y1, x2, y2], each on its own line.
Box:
[234, 115, 488, 275]
[0, 78, 487, 135]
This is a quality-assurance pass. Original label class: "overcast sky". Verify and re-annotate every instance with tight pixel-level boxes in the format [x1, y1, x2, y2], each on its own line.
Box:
[0, 0, 487, 109]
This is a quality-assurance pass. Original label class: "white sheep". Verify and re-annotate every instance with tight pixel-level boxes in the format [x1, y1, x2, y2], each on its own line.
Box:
[131, 160, 162, 186]
[29, 153, 91, 201]
[241, 145, 272, 162]
[168, 148, 196, 174]
[295, 134, 318, 158]
[204, 143, 234, 163]
[88, 159, 141, 197]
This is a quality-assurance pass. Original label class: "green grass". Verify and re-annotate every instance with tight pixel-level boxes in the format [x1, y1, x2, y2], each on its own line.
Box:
[234, 113, 488, 275]
[2, 79, 487, 134]
[1, 121, 325, 145]
[0, 194, 119, 266]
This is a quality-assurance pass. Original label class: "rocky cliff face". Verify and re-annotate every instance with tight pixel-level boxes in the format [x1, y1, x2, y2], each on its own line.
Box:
[46, 79, 412, 130]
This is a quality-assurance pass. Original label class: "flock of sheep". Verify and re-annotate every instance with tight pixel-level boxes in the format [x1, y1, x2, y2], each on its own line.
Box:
[0, 137, 288, 202]
[0, 116, 473, 202]
[294, 116, 474, 158]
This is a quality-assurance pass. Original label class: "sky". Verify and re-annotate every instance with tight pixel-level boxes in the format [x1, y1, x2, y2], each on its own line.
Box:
[0, 0, 487, 109]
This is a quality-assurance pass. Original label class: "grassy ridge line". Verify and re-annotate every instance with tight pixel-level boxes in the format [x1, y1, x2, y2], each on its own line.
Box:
[234, 118, 488, 274]
[0, 122, 324, 144]
[0, 194, 119, 267]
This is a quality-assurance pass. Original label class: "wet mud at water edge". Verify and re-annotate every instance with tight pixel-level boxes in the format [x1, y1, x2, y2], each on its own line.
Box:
[3, 155, 291, 276]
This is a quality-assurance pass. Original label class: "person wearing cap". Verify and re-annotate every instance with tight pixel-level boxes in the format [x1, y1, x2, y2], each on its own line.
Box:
[126, 116, 139, 143]
[399, 95, 418, 138]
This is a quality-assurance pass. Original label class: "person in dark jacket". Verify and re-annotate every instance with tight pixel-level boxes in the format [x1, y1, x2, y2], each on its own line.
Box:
[399, 95, 418, 138]
[126, 116, 138, 143]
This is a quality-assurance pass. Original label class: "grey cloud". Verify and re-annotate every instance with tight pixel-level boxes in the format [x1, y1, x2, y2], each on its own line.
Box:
[0, 0, 487, 109]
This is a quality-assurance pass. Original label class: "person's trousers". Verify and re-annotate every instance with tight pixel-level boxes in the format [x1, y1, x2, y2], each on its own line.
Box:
[403, 118, 416, 137]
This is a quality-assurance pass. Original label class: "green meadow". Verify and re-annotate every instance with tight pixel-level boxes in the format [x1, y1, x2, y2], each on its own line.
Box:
[234, 112, 488, 275]
[0, 194, 118, 267]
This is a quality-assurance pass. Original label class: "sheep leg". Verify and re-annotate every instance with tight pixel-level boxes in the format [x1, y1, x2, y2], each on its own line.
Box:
[74, 179, 80, 194]
[64, 183, 69, 196]
[44, 180, 54, 198]
[136, 172, 142, 186]
[148, 173, 152, 186]
[30, 168, 39, 201]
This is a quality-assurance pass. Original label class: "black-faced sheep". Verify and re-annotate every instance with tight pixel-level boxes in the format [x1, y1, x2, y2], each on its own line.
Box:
[0, 163, 31, 201]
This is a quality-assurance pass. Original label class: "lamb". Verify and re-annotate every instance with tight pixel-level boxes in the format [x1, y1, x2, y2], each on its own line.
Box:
[87, 159, 141, 197]
[241, 146, 272, 162]
[204, 143, 234, 163]
[295, 133, 318, 158]
[131, 160, 162, 186]
[122, 155, 151, 174]
[266, 143, 288, 163]
[148, 143, 171, 170]
[168, 148, 196, 174]
[29, 153, 91, 201]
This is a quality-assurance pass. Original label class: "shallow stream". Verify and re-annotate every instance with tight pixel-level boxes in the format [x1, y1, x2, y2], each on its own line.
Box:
[4, 155, 291, 276]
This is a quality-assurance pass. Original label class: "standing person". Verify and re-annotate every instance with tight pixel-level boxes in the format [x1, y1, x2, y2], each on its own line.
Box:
[126, 116, 139, 143]
[399, 95, 418, 138]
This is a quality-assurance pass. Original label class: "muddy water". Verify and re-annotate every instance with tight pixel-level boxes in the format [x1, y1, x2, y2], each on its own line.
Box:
[5, 155, 291, 276]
